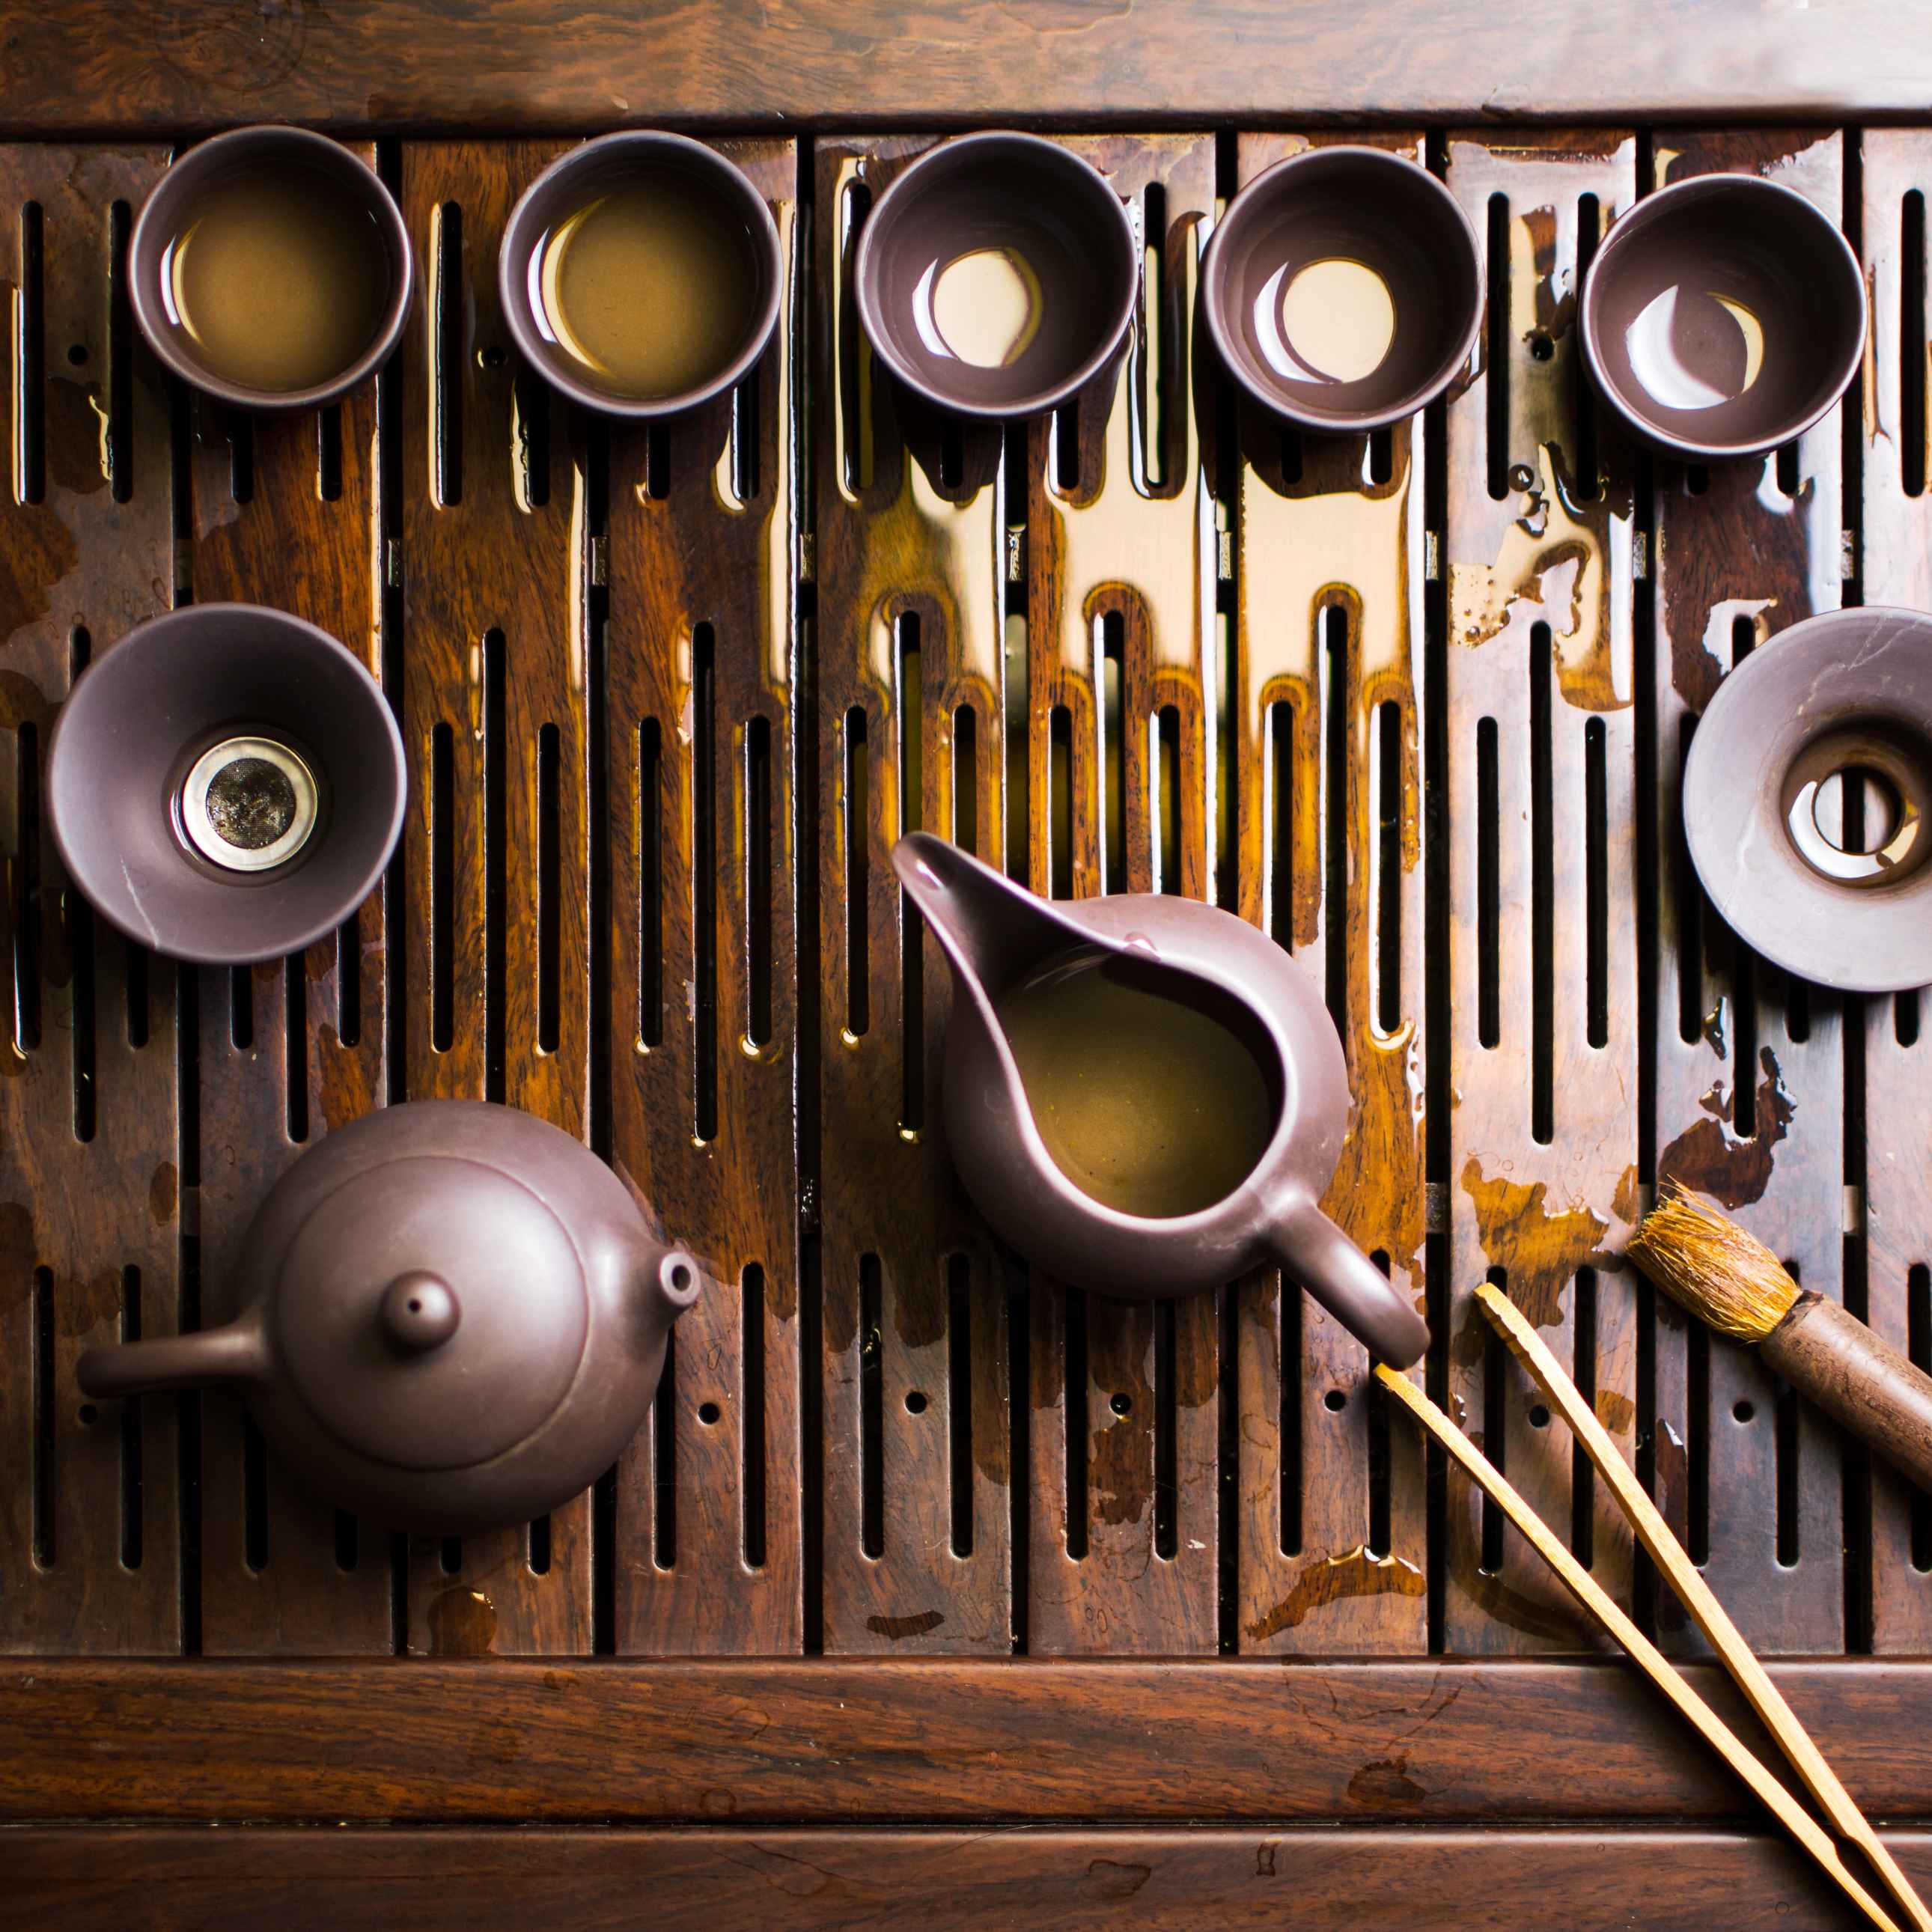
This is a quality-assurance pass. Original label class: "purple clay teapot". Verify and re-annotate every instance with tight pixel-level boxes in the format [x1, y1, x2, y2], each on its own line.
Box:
[78, 1100, 701, 1532]
[894, 833, 1428, 1368]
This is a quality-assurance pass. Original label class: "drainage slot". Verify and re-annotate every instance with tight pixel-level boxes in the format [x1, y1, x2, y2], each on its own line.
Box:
[430, 721, 454, 1054]
[652, 1329, 677, 1568]
[1585, 716, 1608, 1049]
[637, 718, 663, 1049]
[1101, 612, 1125, 892]
[1905, 191, 1926, 499]
[537, 722, 560, 1055]
[951, 703, 978, 854]
[1269, 699, 1295, 950]
[1376, 698, 1402, 1034]
[16, 202, 44, 505]
[484, 630, 505, 1102]
[1477, 716, 1500, 1049]
[844, 706, 869, 1037]
[119, 1268, 141, 1570]
[108, 201, 133, 502]
[1049, 704, 1073, 899]
[743, 1264, 767, 1567]
[1530, 623, 1553, 1144]
[1571, 1267, 1597, 1565]
[432, 203, 463, 505]
[1065, 1290, 1089, 1559]
[31, 1267, 52, 1567]
[1480, 1267, 1507, 1573]
[1279, 1273, 1302, 1557]
[1155, 703, 1180, 895]
[1154, 1296, 1177, 1560]
[1323, 607, 1348, 1034]
[1484, 193, 1510, 502]
[746, 713, 773, 1051]
[948, 1252, 974, 1558]
[693, 625, 716, 1141]
[898, 613, 922, 1137]
[860, 1253, 883, 1560]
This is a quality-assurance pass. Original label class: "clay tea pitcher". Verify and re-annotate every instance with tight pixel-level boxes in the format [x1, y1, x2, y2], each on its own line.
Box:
[76, 1100, 702, 1532]
[893, 834, 1429, 1367]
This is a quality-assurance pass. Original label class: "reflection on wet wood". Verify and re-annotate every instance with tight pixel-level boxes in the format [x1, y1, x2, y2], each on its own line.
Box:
[398, 139, 593, 1654]
[188, 141, 391, 1654]
[1231, 130, 1428, 1657]
[1649, 129, 1847, 1659]
[0, 147, 180, 1654]
[606, 138, 803, 1655]
[1859, 130, 1932, 1654]
[814, 135, 1013, 1654]
[1022, 133, 1219, 1657]
[1442, 130, 1639, 1654]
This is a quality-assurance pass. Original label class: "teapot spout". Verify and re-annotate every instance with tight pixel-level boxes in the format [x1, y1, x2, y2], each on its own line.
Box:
[77, 1314, 269, 1399]
[892, 832, 1092, 1001]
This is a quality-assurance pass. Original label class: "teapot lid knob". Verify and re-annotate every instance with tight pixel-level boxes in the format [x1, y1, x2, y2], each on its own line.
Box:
[380, 1272, 461, 1352]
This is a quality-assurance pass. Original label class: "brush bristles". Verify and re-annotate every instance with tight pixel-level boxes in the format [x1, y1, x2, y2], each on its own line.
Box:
[1628, 1182, 1802, 1342]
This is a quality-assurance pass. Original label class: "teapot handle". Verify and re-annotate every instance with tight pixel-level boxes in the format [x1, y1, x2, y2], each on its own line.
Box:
[77, 1317, 269, 1399]
[1264, 1198, 1430, 1368]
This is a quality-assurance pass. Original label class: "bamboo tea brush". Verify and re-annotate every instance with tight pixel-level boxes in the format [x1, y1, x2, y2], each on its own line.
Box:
[1630, 1182, 1932, 1496]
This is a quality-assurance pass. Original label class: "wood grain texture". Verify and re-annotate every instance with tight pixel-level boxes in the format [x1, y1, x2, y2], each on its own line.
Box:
[604, 138, 803, 1656]
[0, 147, 180, 1654]
[1442, 129, 1641, 1654]
[12, 1826, 1932, 1932]
[1231, 129, 1428, 1660]
[397, 139, 592, 1656]
[813, 135, 1012, 1656]
[1020, 133, 1219, 1657]
[1648, 128, 1848, 1659]
[2, 4, 1931, 131]
[1859, 129, 1932, 1655]
[10, 1657, 1932, 1822]
[186, 144, 392, 1655]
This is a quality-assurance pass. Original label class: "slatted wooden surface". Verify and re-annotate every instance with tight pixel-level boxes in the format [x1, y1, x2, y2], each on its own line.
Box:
[4, 127, 1929, 1680]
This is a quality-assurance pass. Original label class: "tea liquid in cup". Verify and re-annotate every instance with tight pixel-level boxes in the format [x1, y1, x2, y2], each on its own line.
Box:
[529, 165, 764, 403]
[159, 157, 393, 395]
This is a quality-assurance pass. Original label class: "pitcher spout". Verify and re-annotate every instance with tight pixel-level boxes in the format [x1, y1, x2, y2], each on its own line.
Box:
[892, 832, 1095, 1001]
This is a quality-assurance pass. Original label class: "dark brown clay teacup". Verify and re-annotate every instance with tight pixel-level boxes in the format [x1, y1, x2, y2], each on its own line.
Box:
[130, 125, 412, 411]
[1581, 173, 1865, 462]
[853, 132, 1139, 419]
[894, 832, 1430, 1368]
[1683, 607, 1932, 993]
[498, 131, 783, 419]
[1201, 144, 1481, 435]
[47, 604, 406, 967]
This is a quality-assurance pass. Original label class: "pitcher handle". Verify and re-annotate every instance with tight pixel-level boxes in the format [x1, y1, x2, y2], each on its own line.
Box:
[1265, 1198, 1430, 1368]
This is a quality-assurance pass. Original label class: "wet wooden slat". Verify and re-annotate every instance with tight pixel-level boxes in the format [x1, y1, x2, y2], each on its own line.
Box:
[1230, 129, 1429, 1658]
[1021, 133, 1219, 1657]
[186, 144, 392, 1654]
[1648, 129, 1847, 1658]
[13, 1656, 1932, 1822]
[1442, 130, 1641, 1653]
[813, 135, 1013, 1655]
[606, 137, 803, 1655]
[1858, 129, 1932, 1654]
[0, 147, 180, 1654]
[398, 139, 593, 1656]
[15, 1826, 1932, 1931]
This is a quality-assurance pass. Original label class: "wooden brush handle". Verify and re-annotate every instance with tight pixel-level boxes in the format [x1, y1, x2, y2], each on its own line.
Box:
[1762, 1294, 1932, 1496]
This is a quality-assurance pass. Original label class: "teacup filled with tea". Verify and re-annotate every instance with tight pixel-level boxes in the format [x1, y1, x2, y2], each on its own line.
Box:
[499, 131, 782, 418]
[130, 126, 412, 409]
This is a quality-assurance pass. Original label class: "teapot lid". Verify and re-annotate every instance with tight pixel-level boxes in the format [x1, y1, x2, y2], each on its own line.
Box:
[273, 1154, 589, 1472]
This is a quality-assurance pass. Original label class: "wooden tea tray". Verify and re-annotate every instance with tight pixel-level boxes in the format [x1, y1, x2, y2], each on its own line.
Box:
[4, 7, 1932, 1925]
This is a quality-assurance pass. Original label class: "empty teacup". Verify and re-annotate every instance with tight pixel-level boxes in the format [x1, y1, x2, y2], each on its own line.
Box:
[47, 604, 406, 966]
[499, 131, 783, 418]
[853, 132, 1139, 419]
[1202, 145, 1482, 434]
[130, 126, 412, 409]
[1581, 173, 1865, 462]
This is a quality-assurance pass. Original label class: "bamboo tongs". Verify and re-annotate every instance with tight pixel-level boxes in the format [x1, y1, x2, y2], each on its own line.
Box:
[1376, 1282, 1931, 1932]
